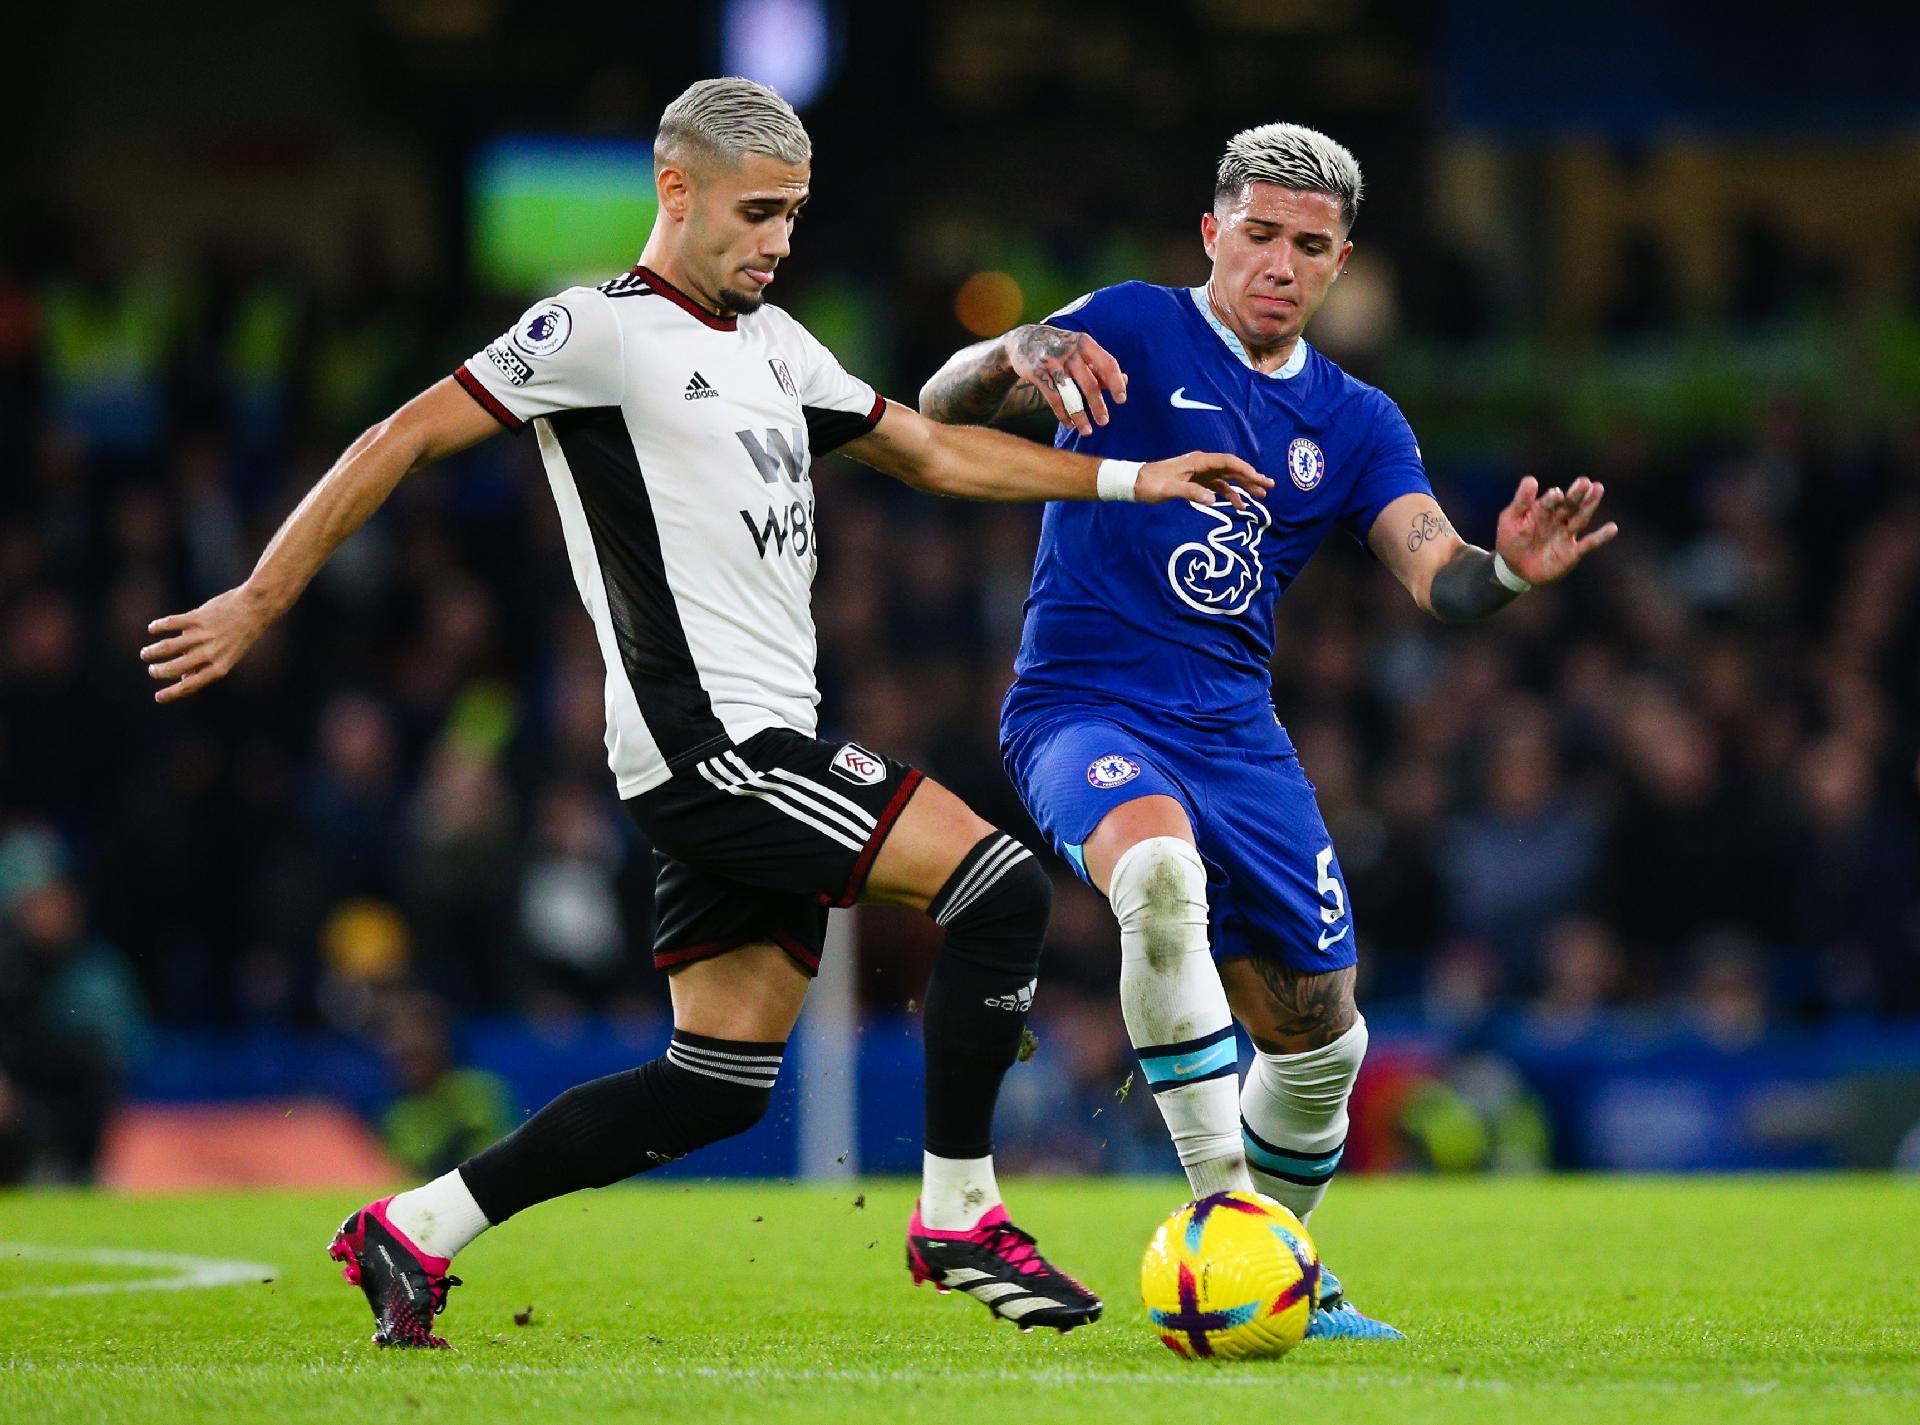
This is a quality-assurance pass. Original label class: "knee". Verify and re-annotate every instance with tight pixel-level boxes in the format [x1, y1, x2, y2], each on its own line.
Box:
[931, 831, 1051, 973]
[1108, 836, 1208, 932]
[658, 1035, 783, 1147]
[1253, 1013, 1367, 1114]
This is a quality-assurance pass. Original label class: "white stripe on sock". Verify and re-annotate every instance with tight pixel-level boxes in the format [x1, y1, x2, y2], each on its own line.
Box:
[935, 836, 1024, 925]
[942, 835, 1017, 911]
[666, 1049, 780, 1088]
[668, 1044, 787, 1067]
[940, 844, 1030, 926]
[668, 1041, 785, 1067]
[938, 841, 1032, 925]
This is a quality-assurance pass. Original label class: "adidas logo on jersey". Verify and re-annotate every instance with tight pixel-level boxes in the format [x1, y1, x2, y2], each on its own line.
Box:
[684, 372, 719, 400]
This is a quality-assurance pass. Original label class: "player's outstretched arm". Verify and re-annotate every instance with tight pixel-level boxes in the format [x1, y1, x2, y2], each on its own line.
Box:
[140, 378, 502, 703]
[919, 324, 1127, 436]
[1368, 478, 1618, 624]
[843, 400, 1270, 508]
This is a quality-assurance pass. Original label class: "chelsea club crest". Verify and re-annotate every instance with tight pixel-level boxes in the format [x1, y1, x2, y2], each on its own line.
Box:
[1286, 437, 1325, 491]
[1087, 754, 1141, 789]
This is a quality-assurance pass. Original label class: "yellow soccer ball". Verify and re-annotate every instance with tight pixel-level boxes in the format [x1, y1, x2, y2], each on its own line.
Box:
[1140, 1191, 1320, 1361]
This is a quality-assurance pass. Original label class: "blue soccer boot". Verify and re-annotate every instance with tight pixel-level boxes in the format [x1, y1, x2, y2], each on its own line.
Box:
[1304, 1263, 1405, 1341]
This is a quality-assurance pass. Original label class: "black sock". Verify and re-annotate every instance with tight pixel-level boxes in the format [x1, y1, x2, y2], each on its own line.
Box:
[921, 833, 1050, 1160]
[458, 1032, 782, 1224]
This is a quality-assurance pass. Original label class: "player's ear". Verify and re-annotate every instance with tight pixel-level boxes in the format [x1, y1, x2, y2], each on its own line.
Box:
[656, 164, 693, 222]
[1200, 211, 1219, 261]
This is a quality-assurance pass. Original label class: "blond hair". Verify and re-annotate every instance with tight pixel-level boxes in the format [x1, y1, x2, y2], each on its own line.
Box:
[1216, 123, 1363, 228]
[655, 77, 811, 175]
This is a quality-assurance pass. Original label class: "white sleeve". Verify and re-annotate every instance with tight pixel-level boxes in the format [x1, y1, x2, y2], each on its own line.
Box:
[455, 287, 623, 430]
[786, 318, 885, 454]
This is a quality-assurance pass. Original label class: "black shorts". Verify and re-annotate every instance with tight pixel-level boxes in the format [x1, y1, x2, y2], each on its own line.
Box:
[627, 727, 925, 977]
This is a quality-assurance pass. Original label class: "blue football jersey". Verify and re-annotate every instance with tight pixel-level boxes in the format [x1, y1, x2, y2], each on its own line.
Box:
[1003, 281, 1432, 735]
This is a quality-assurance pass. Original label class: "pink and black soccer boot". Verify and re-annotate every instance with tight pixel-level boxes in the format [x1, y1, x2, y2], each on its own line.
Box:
[907, 1200, 1102, 1333]
[328, 1197, 463, 1348]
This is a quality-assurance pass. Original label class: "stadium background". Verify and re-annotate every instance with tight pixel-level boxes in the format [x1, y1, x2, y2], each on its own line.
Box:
[4, 0, 1920, 1191]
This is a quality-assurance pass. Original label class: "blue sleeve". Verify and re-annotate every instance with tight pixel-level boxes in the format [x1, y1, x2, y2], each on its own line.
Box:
[1339, 393, 1433, 544]
[1040, 285, 1138, 355]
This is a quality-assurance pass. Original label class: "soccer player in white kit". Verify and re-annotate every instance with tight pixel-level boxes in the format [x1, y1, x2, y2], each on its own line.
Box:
[140, 78, 1268, 1348]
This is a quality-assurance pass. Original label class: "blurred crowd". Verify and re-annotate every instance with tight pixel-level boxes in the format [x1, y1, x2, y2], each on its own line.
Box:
[3, 219, 1920, 1180]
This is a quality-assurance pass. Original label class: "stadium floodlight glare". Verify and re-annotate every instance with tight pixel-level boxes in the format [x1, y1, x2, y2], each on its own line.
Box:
[722, 0, 836, 111]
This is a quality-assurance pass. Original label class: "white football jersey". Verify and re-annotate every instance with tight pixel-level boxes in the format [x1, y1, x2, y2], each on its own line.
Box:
[456, 266, 885, 797]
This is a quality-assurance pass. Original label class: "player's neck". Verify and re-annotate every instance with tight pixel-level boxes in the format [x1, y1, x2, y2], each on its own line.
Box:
[1203, 280, 1301, 375]
[635, 245, 728, 318]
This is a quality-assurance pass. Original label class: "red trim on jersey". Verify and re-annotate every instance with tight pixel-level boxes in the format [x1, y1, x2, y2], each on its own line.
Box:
[858, 391, 887, 434]
[825, 769, 926, 909]
[631, 265, 738, 331]
[454, 364, 524, 431]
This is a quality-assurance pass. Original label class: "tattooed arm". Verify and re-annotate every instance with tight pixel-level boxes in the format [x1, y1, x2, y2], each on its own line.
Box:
[919, 323, 1129, 437]
[916, 334, 1035, 426]
[1368, 481, 1618, 622]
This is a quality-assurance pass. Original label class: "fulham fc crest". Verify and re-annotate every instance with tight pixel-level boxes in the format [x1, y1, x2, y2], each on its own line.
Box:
[1087, 754, 1141, 790]
[769, 358, 798, 400]
[830, 743, 886, 786]
[1286, 437, 1325, 491]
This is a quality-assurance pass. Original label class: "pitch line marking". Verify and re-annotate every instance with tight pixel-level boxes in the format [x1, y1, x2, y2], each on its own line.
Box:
[0, 1243, 277, 1299]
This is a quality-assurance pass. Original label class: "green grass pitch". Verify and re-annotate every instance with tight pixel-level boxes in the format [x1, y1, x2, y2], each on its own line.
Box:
[3, 1177, 1916, 1424]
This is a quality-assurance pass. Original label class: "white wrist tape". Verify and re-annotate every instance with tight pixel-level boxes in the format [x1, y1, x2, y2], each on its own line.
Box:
[1492, 551, 1532, 593]
[1096, 459, 1142, 502]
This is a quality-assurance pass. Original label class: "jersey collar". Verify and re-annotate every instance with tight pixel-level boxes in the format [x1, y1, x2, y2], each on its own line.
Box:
[632, 265, 738, 332]
[1188, 286, 1308, 379]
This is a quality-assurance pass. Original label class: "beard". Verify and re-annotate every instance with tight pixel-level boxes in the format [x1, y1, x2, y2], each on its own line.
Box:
[717, 277, 768, 317]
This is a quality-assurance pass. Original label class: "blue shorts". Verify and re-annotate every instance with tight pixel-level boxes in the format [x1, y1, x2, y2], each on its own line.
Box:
[1001, 707, 1356, 973]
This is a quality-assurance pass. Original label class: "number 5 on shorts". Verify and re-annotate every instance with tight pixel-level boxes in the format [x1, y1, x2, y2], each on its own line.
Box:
[1315, 845, 1348, 938]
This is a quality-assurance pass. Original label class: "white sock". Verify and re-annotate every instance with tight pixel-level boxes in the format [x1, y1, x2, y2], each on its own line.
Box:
[1110, 837, 1253, 1197]
[384, 1170, 493, 1260]
[1241, 1014, 1368, 1223]
[920, 1151, 1002, 1231]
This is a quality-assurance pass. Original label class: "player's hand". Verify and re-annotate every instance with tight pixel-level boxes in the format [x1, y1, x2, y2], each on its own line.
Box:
[1135, 452, 1272, 511]
[1495, 475, 1619, 585]
[140, 584, 277, 704]
[1003, 324, 1128, 437]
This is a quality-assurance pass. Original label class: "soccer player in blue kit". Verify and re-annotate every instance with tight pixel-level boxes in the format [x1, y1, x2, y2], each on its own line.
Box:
[922, 122, 1617, 1338]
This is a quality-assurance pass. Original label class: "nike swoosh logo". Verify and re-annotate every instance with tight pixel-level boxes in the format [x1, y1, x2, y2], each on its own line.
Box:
[1317, 925, 1350, 951]
[1170, 387, 1223, 410]
[1171, 1061, 1202, 1077]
